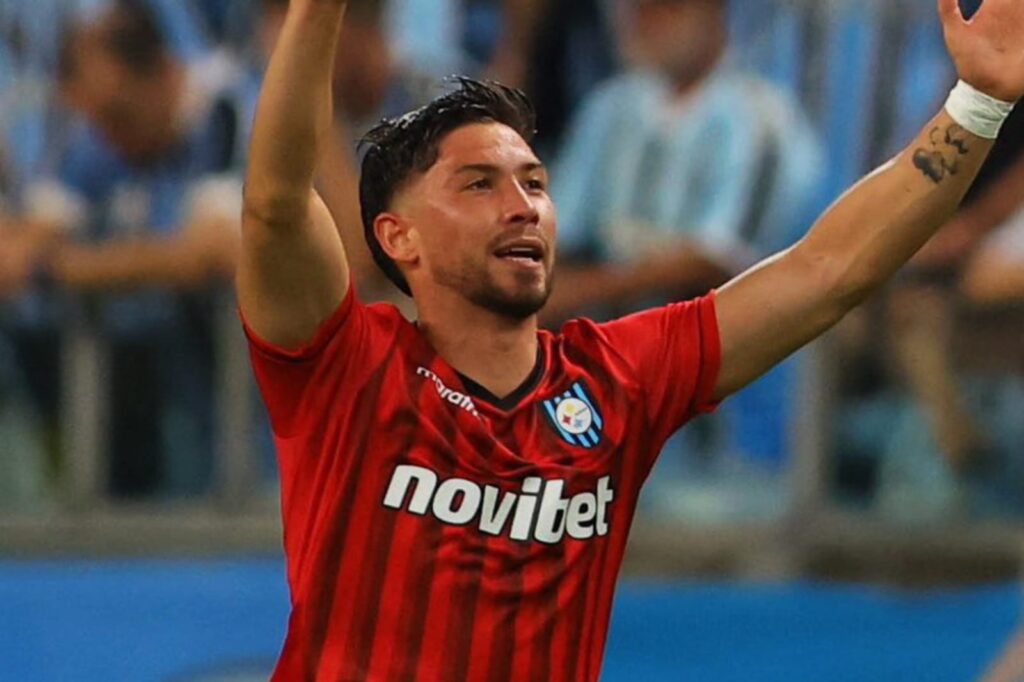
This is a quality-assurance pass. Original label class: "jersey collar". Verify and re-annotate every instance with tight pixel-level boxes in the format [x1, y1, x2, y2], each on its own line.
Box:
[456, 344, 547, 412]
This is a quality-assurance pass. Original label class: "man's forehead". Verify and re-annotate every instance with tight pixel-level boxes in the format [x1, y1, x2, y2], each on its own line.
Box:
[433, 122, 540, 170]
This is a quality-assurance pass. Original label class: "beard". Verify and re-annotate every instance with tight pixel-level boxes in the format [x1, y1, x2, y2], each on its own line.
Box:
[432, 257, 552, 320]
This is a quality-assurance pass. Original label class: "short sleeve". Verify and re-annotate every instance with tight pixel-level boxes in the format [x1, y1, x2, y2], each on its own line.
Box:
[596, 293, 722, 447]
[242, 287, 389, 438]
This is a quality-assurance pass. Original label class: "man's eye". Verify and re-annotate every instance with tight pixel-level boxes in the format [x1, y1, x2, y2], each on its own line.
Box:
[525, 178, 547, 191]
[466, 178, 491, 190]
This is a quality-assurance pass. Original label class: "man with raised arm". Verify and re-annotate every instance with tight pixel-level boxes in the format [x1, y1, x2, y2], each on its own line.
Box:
[239, 1, 1024, 679]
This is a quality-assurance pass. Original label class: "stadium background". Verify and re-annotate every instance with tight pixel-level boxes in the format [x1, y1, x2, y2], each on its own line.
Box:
[1, 0, 1023, 679]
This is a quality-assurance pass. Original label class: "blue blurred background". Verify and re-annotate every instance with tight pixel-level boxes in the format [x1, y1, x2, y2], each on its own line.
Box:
[1, 0, 1023, 679]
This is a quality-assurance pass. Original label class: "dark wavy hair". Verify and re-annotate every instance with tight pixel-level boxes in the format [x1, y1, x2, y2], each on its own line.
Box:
[358, 77, 537, 296]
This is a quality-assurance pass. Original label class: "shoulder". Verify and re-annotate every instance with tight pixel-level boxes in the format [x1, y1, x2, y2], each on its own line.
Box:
[246, 289, 409, 367]
[548, 296, 720, 404]
[363, 299, 414, 338]
[550, 315, 640, 375]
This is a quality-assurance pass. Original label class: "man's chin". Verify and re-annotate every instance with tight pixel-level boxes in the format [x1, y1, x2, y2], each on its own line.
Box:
[474, 286, 550, 321]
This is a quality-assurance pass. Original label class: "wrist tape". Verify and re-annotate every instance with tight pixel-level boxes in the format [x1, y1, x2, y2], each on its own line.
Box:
[944, 80, 1015, 139]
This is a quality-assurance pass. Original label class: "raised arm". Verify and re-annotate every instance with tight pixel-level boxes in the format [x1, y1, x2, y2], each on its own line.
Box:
[712, 0, 1024, 399]
[238, 0, 351, 348]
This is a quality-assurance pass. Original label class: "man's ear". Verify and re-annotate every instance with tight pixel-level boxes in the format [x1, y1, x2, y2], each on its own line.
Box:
[374, 212, 419, 266]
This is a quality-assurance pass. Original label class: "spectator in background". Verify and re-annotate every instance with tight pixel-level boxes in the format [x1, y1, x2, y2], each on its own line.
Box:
[872, 103, 1024, 522]
[947, 104, 1024, 306]
[384, 0, 616, 155]
[546, 0, 823, 521]
[961, 215, 1024, 304]
[385, 0, 467, 77]
[485, 0, 618, 156]
[0, 0, 244, 498]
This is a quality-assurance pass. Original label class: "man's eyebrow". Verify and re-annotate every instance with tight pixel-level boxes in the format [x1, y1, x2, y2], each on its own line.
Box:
[453, 162, 547, 175]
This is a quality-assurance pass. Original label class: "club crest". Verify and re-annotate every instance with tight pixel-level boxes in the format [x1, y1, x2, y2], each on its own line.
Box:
[542, 381, 604, 448]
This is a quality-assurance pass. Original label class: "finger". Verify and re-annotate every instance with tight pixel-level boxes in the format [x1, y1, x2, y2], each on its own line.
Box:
[937, 0, 965, 26]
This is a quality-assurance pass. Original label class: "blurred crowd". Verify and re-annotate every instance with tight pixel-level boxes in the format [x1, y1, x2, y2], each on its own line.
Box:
[0, 0, 1022, 527]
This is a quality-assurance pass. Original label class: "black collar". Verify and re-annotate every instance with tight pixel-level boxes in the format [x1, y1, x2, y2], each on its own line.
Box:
[457, 345, 546, 411]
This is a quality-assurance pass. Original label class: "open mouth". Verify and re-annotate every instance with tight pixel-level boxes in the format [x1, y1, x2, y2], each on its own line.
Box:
[494, 241, 545, 265]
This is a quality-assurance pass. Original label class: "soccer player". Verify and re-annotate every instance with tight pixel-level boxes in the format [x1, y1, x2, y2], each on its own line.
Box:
[239, 1, 1024, 680]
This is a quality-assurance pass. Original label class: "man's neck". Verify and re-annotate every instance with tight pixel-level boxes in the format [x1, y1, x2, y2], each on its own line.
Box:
[416, 299, 540, 400]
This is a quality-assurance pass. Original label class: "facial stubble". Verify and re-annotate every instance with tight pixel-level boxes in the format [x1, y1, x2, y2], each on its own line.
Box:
[432, 254, 553, 321]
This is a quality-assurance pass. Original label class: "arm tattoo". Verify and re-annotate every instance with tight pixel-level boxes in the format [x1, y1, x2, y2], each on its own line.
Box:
[912, 124, 971, 184]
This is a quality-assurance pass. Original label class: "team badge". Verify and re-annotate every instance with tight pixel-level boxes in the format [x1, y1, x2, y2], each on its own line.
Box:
[542, 381, 604, 448]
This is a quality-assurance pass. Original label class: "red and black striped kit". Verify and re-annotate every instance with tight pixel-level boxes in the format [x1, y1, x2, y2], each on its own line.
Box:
[245, 288, 720, 682]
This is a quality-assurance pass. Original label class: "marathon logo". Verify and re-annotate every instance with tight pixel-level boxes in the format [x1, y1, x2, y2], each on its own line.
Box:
[382, 465, 615, 544]
[416, 367, 480, 418]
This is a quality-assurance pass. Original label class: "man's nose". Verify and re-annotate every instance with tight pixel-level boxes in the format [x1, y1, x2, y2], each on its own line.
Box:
[502, 180, 540, 225]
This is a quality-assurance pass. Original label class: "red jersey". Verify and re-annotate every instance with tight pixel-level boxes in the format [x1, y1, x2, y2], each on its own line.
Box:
[245, 288, 721, 682]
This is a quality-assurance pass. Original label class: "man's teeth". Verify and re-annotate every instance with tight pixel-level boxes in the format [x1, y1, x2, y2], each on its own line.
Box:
[500, 248, 539, 260]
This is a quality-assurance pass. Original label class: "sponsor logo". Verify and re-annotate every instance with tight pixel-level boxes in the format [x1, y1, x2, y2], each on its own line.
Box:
[542, 381, 604, 448]
[417, 366, 479, 417]
[383, 465, 615, 544]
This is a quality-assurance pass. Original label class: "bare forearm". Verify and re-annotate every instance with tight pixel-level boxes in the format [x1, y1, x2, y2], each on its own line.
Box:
[715, 111, 995, 398]
[715, 0, 1024, 399]
[800, 111, 993, 303]
[236, 0, 350, 348]
[245, 0, 347, 221]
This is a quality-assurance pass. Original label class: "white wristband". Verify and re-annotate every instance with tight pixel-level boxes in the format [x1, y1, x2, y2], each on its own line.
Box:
[944, 80, 1015, 139]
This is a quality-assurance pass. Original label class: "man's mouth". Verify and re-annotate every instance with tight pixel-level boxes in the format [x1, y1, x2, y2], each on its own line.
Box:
[493, 239, 546, 265]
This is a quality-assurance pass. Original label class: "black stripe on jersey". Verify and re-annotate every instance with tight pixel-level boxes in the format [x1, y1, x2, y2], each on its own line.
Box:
[532, 447, 575, 682]
[387, 384, 463, 681]
[344, 400, 422, 677]
[305, 363, 390, 680]
[444, 536, 488, 681]
[569, 528, 610, 682]
[561, 543, 597, 682]
[387, 510, 445, 681]
[579, 451, 627, 682]
[485, 539, 531, 682]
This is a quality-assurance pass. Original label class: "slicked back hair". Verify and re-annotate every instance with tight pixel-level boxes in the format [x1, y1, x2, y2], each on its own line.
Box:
[358, 77, 537, 296]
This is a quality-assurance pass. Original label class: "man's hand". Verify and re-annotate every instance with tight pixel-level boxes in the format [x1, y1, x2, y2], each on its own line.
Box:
[941, 0, 1024, 102]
